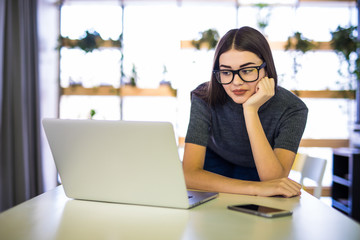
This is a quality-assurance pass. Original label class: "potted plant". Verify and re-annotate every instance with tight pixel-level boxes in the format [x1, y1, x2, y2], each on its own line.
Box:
[191, 29, 219, 50]
[285, 32, 317, 53]
[255, 3, 271, 35]
[127, 64, 138, 87]
[58, 30, 122, 53]
[330, 26, 360, 82]
[284, 32, 317, 83]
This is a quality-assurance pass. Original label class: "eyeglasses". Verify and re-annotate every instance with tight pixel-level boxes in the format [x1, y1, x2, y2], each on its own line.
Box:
[213, 62, 267, 85]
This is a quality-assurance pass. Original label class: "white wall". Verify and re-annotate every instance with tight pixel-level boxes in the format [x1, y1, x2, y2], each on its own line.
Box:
[37, 0, 60, 191]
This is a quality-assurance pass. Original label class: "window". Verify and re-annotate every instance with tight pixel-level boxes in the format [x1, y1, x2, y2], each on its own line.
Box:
[59, 0, 357, 187]
[60, 2, 123, 120]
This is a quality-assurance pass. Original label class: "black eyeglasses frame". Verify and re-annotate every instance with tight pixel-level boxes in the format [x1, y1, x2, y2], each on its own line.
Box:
[213, 62, 267, 85]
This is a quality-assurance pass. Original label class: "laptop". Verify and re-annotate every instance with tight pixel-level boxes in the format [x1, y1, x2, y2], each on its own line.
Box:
[42, 118, 218, 209]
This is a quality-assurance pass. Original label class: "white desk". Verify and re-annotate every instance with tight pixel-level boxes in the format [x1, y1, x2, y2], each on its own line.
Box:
[0, 186, 359, 240]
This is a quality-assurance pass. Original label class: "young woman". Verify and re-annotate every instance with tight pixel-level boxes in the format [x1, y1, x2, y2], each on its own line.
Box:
[182, 26, 308, 197]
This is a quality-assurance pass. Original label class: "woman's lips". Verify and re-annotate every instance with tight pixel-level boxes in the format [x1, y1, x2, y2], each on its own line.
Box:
[232, 89, 247, 96]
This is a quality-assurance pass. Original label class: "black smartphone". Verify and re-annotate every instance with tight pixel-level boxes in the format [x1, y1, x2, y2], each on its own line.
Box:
[228, 204, 293, 218]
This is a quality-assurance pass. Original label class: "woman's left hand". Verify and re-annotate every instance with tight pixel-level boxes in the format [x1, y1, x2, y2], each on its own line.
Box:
[243, 77, 275, 112]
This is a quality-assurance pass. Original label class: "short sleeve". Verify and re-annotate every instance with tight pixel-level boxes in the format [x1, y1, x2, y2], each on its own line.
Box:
[274, 103, 308, 153]
[185, 95, 212, 146]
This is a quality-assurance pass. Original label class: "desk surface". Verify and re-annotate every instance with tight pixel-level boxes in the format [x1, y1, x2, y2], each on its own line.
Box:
[0, 186, 359, 240]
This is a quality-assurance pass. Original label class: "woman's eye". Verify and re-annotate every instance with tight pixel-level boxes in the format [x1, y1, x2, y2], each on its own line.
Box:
[220, 71, 231, 76]
[241, 68, 255, 75]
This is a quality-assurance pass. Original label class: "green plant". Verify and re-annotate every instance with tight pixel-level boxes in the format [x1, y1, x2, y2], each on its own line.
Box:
[285, 32, 317, 53]
[191, 29, 219, 50]
[89, 109, 96, 119]
[255, 3, 271, 34]
[78, 31, 102, 52]
[58, 30, 122, 53]
[129, 64, 137, 87]
[330, 26, 360, 81]
[283, 32, 317, 84]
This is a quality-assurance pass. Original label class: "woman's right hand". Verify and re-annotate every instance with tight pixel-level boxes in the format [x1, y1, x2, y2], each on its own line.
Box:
[243, 77, 275, 113]
[253, 178, 302, 198]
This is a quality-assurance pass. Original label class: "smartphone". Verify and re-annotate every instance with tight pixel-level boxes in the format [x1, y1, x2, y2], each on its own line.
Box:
[228, 204, 293, 218]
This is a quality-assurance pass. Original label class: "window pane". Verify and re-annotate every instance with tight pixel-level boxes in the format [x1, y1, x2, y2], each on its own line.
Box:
[274, 50, 355, 91]
[60, 96, 121, 120]
[122, 96, 177, 125]
[61, 3, 122, 40]
[302, 98, 356, 139]
[58, 2, 358, 142]
[122, 4, 180, 88]
[179, 2, 237, 39]
[294, 6, 357, 41]
[60, 48, 121, 88]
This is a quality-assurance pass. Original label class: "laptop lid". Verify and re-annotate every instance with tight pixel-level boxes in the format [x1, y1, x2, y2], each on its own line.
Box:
[42, 119, 217, 209]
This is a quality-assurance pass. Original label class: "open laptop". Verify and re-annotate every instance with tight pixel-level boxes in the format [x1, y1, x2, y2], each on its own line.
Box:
[42, 119, 218, 209]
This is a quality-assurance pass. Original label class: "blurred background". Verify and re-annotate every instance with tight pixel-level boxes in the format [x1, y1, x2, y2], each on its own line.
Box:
[1, 0, 358, 212]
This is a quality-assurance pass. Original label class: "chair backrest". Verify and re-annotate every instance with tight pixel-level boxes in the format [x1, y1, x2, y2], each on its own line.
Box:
[300, 156, 327, 198]
[292, 153, 308, 172]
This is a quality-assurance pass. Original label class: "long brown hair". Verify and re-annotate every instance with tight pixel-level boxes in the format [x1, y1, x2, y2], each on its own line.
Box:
[193, 26, 278, 106]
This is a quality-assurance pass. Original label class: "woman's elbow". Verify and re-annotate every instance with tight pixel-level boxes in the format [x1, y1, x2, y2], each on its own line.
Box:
[259, 169, 289, 181]
[182, 166, 202, 188]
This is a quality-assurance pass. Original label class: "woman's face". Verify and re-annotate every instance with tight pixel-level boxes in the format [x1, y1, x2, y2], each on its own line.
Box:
[218, 49, 266, 104]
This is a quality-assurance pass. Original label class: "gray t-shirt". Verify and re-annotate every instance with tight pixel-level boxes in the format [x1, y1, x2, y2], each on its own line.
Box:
[185, 84, 308, 168]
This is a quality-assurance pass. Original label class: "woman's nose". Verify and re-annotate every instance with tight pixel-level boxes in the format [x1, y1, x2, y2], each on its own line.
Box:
[232, 73, 244, 85]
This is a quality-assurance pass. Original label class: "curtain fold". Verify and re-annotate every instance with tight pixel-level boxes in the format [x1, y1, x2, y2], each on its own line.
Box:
[0, 0, 44, 212]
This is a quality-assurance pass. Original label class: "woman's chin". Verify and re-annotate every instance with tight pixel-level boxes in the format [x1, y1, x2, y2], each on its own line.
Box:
[230, 95, 248, 104]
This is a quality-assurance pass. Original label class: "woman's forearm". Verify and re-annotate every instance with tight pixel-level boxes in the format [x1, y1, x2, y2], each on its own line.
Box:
[183, 167, 301, 197]
[183, 167, 257, 195]
[243, 108, 287, 180]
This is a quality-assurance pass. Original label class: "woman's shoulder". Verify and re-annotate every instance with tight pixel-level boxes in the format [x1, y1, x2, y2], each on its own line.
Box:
[191, 82, 209, 99]
[275, 86, 304, 104]
[275, 86, 307, 109]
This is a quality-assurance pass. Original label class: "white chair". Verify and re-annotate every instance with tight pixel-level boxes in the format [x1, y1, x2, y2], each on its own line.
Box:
[292, 153, 308, 172]
[300, 156, 327, 199]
